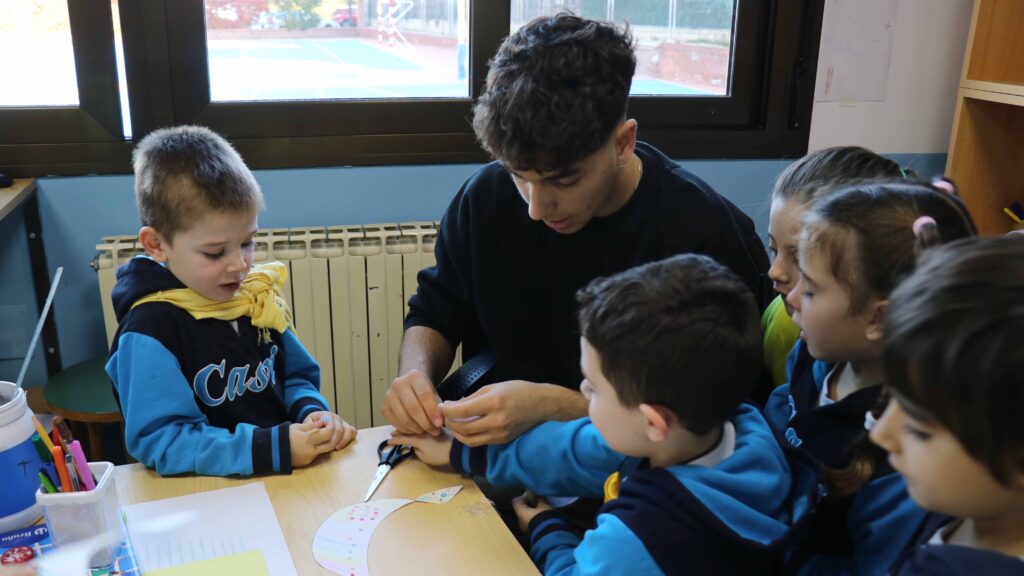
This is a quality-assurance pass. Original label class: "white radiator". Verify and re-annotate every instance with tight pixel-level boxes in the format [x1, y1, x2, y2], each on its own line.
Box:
[94, 223, 460, 428]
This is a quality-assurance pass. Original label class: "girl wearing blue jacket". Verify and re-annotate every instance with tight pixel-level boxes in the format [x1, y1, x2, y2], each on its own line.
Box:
[764, 181, 975, 574]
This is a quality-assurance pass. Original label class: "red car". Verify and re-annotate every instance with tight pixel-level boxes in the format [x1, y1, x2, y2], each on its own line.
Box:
[332, 6, 358, 27]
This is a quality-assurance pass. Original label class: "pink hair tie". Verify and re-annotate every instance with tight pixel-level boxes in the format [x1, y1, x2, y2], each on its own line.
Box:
[912, 215, 937, 237]
[932, 179, 957, 196]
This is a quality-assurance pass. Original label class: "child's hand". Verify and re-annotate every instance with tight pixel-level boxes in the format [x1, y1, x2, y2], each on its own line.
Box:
[388, 428, 453, 467]
[288, 421, 334, 467]
[304, 411, 357, 451]
[512, 492, 553, 532]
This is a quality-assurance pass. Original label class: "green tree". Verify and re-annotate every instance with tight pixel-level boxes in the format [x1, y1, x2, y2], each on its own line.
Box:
[272, 0, 322, 30]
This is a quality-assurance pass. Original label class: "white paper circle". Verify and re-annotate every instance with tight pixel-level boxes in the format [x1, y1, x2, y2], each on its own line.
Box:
[311, 499, 412, 576]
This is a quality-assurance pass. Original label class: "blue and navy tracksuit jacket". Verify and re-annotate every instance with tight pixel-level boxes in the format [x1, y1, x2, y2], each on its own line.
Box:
[450, 404, 819, 575]
[764, 340, 928, 575]
[890, 513, 1024, 575]
[105, 256, 329, 476]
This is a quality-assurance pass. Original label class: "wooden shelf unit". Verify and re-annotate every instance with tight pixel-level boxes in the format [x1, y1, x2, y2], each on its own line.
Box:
[946, 0, 1024, 235]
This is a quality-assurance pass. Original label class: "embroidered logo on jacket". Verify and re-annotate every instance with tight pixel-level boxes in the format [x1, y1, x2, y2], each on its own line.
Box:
[784, 394, 803, 447]
[192, 345, 279, 406]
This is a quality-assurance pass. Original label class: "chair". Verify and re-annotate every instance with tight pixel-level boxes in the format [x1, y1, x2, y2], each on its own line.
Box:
[43, 358, 122, 461]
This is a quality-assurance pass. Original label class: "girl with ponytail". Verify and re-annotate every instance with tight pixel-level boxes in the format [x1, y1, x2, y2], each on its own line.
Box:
[764, 181, 976, 574]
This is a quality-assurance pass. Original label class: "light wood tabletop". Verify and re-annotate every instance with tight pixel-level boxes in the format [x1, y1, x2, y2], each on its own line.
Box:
[0, 178, 36, 222]
[114, 426, 539, 575]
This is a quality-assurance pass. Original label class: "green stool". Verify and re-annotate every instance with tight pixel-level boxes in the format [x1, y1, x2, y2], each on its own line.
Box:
[43, 358, 122, 461]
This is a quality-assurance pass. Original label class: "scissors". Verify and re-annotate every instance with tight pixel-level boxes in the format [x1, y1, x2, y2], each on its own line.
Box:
[364, 440, 414, 501]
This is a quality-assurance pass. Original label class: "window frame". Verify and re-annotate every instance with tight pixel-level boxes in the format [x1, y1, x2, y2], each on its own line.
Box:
[0, 0, 128, 174]
[0, 0, 824, 176]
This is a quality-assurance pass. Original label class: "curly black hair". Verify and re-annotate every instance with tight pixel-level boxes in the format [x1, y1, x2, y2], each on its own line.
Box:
[472, 13, 636, 173]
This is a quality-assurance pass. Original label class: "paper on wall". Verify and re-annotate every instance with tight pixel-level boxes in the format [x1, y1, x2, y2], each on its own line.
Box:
[815, 0, 899, 102]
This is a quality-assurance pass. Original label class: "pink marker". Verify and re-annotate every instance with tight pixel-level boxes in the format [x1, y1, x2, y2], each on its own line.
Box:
[69, 440, 95, 491]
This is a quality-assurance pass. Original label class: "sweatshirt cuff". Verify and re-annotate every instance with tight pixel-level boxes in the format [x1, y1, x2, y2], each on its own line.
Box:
[403, 314, 461, 351]
[528, 510, 572, 545]
[252, 423, 293, 475]
[289, 397, 327, 423]
[449, 438, 488, 476]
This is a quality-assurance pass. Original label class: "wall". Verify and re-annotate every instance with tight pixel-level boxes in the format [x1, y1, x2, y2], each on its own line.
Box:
[808, 0, 973, 153]
[0, 203, 46, 387]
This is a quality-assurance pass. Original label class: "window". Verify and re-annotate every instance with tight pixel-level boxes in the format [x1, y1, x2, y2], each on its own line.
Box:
[205, 0, 470, 102]
[513, 1, 735, 97]
[0, 2, 79, 107]
[0, 0, 126, 173]
[0, 0, 823, 176]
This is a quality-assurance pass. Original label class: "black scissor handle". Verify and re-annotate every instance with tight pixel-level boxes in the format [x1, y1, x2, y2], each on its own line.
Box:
[377, 439, 414, 466]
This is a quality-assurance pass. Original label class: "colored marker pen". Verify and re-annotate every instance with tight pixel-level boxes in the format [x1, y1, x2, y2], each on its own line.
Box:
[31, 433, 54, 463]
[65, 452, 81, 492]
[32, 415, 55, 452]
[69, 440, 95, 491]
[52, 446, 72, 493]
[38, 471, 57, 494]
[42, 462, 60, 491]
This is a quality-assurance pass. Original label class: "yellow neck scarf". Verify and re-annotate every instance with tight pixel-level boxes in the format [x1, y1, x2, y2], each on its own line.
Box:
[604, 471, 621, 503]
[132, 261, 293, 343]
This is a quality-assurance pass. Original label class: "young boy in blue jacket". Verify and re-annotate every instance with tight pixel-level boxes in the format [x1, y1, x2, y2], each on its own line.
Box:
[392, 254, 818, 575]
[106, 125, 356, 476]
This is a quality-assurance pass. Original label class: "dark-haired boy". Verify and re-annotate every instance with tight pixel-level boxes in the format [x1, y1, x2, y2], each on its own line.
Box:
[383, 13, 770, 446]
[393, 254, 816, 574]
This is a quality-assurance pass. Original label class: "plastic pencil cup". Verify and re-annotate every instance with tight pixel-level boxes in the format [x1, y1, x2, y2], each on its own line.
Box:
[36, 461, 122, 567]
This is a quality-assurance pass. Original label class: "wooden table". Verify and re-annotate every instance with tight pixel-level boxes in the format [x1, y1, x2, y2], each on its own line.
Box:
[0, 178, 35, 222]
[114, 426, 540, 575]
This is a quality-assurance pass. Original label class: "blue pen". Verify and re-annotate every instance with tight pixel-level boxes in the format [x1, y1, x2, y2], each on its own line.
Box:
[321, 415, 331, 425]
[42, 462, 61, 491]
[1010, 201, 1024, 219]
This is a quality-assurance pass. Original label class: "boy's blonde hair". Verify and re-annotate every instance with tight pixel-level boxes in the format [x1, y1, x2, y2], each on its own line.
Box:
[133, 125, 264, 242]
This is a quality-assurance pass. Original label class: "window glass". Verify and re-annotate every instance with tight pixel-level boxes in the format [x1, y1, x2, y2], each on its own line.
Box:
[205, 0, 470, 102]
[510, 0, 735, 96]
[0, 0, 79, 107]
[111, 0, 132, 138]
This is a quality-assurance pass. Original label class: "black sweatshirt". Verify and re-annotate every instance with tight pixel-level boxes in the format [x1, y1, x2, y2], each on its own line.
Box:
[406, 142, 770, 389]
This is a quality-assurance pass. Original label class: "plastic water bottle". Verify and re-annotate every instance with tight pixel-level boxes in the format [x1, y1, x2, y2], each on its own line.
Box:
[0, 381, 44, 532]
